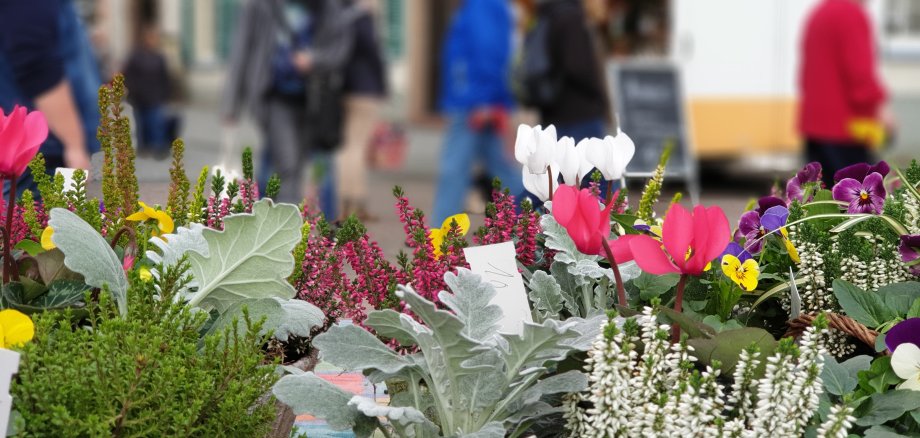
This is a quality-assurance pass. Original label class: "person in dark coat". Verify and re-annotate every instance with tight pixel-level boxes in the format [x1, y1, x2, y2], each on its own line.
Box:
[124, 24, 172, 159]
[534, 0, 608, 141]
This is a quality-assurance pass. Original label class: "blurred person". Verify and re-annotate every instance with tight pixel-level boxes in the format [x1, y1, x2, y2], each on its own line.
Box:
[525, 0, 607, 141]
[124, 24, 172, 160]
[799, 0, 891, 187]
[0, 0, 101, 199]
[515, 0, 610, 204]
[433, 0, 524, 225]
[335, 0, 387, 221]
[223, 0, 360, 205]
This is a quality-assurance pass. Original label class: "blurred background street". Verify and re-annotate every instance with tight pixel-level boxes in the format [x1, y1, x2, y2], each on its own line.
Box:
[12, 0, 920, 255]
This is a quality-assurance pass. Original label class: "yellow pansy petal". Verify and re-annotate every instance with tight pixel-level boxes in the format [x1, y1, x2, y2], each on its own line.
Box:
[0, 324, 5, 349]
[721, 255, 741, 278]
[704, 261, 712, 272]
[441, 213, 470, 236]
[429, 229, 444, 258]
[139, 267, 153, 282]
[740, 259, 760, 291]
[40, 226, 55, 250]
[151, 210, 175, 235]
[0, 309, 34, 348]
[139, 201, 155, 215]
[125, 211, 149, 222]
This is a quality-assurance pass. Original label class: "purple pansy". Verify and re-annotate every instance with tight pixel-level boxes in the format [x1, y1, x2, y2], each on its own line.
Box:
[832, 172, 886, 214]
[721, 242, 752, 263]
[885, 317, 920, 353]
[738, 205, 789, 254]
[756, 196, 787, 216]
[786, 162, 823, 202]
[834, 161, 890, 184]
[898, 234, 920, 275]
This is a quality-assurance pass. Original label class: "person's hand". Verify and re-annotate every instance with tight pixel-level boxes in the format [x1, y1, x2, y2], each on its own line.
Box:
[292, 51, 313, 74]
[64, 147, 91, 170]
[881, 106, 898, 132]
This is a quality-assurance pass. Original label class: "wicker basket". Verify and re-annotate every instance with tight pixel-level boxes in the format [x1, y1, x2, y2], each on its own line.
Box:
[783, 312, 879, 349]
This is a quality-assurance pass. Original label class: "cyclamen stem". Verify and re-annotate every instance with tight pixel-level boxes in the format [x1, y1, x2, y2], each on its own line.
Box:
[600, 238, 627, 306]
[3, 176, 19, 283]
[606, 180, 615, 204]
[547, 165, 554, 202]
[671, 274, 688, 343]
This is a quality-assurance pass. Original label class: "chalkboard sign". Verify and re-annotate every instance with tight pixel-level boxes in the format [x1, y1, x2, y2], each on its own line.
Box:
[608, 61, 694, 179]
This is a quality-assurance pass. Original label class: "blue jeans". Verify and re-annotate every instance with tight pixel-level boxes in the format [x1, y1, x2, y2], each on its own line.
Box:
[135, 105, 169, 152]
[433, 113, 524, 225]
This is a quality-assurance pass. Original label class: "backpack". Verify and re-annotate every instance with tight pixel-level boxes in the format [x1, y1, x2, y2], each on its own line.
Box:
[512, 19, 561, 108]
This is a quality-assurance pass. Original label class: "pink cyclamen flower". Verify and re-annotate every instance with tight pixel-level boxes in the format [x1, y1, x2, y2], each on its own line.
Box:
[620, 203, 730, 276]
[0, 106, 48, 179]
[552, 184, 615, 256]
[832, 172, 886, 214]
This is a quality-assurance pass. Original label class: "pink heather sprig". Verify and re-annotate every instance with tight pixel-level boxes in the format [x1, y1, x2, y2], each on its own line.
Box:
[340, 235, 398, 324]
[294, 232, 345, 325]
[516, 202, 539, 266]
[588, 181, 602, 198]
[238, 178, 256, 213]
[205, 196, 232, 230]
[0, 200, 29, 246]
[477, 189, 516, 246]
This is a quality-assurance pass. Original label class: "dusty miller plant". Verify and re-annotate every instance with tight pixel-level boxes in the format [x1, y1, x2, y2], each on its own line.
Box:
[273, 269, 603, 438]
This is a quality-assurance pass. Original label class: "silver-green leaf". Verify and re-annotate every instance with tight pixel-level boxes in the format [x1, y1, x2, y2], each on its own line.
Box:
[313, 323, 416, 374]
[48, 208, 128, 315]
[185, 200, 302, 311]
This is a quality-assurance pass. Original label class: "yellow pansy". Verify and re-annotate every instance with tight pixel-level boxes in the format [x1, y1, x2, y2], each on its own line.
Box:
[40, 226, 55, 250]
[126, 201, 174, 237]
[139, 266, 153, 282]
[428, 213, 470, 258]
[0, 309, 34, 349]
[780, 228, 800, 264]
[721, 255, 759, 292]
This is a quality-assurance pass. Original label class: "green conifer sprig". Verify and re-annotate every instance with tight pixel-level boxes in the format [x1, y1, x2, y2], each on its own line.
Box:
[189, 166, 210, 223]
[637, 142, 673, 223]
[19, 190, 42, 239]
[265, 173, 281, 200]
[167, 139, 190, 227]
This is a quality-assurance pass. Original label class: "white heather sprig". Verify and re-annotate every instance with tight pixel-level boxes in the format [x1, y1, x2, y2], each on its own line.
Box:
[816, 403, 856, 438]
[568, 308, 831, 438]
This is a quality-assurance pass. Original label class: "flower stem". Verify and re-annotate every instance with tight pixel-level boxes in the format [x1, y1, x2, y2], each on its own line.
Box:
[3, 176, 19, 283]
[601, 238, 627, 306]
[547, 165, 554, 202]
[606, 180, 615, 204]
[671, 274, 688, 343]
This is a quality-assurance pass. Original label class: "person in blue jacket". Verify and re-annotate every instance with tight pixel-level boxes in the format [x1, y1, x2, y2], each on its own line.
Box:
[432, 0, 524, 225]
[0, 0, 102, 199]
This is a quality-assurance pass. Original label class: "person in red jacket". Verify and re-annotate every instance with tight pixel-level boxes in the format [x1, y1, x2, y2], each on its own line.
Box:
[799, 0, 891, 186]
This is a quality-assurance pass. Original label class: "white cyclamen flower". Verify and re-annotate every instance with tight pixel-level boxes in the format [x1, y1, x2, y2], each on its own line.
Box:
[583, 129, 635, 181]
[514, 124, 556, 175]
[522, 165, 559, 202]
[574, 138, 598, 183]
[553, 136, 582, 186]
[891, 343, 920, 391]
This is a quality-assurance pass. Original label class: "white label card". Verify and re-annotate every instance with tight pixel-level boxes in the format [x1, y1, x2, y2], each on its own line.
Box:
[463, 241, 532, 335]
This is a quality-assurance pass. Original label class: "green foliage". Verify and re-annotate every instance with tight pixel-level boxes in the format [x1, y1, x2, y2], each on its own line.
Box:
[832, 279, 900, 329]
[18, 190, 42, 239]
[189, 166, 210, 223]
[242, 147, 254, 181]
[210, 169, 226, 197]
[273, 269, 597, 437]
[265, 173, 281, 200]
[64, 169, 103, 231]
[637, 142, 672, 223]
[98, 75, 139, 221]
[167, 139, 191, 227]
[288, 221, 311, 285]
[12, 263, 277, 437]
[26, 153, 65, 209]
